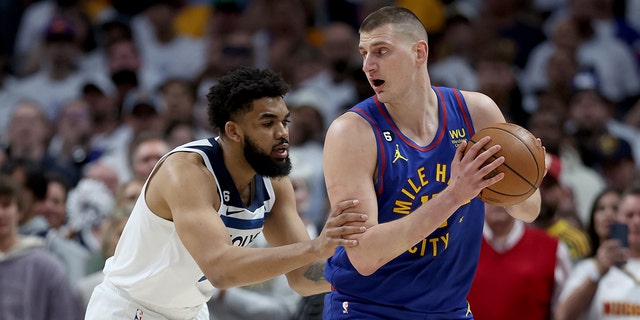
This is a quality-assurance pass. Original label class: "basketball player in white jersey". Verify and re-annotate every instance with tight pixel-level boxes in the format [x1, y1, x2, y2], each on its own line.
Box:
[84, 68, 367, 320]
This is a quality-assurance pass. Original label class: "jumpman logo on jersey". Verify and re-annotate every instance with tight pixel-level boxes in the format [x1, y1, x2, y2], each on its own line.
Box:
[393, 144, 408, 163]
[466, 301, 472, 317]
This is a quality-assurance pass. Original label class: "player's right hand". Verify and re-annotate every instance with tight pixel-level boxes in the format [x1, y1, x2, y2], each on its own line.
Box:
[448, 137, 504, 205]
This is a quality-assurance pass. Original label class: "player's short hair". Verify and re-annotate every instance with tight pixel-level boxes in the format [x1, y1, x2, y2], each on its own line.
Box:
[359, 6, 428, 43]
[206, 67, 289, 133]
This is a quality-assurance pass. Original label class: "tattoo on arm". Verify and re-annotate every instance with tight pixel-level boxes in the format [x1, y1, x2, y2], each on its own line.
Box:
[304, 262, 326, 283]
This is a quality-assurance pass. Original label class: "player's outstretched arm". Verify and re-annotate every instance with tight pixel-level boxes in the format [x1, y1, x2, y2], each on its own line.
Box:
[323, 113, 504, 276]
[148, 152, 365, 290]
[262, 177, 367, 296]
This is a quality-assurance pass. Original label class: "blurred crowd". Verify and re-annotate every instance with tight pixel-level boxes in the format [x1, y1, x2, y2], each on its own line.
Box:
[0, 0, 639, 319]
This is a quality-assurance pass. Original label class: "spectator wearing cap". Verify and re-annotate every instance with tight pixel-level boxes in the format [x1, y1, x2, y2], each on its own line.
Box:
[11, 16, 87, 121]
[592, 134, 638, 190]
[97, 88, 167, 183]
[534, 154, 592, 264]
[122, 88, 167, 136]
[567, 68, 640, 171]
[528, 107, 606, 227]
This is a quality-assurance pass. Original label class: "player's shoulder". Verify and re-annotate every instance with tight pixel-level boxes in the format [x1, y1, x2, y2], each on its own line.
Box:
[459, 90, 496, 109]
[459, 90, 505, 130]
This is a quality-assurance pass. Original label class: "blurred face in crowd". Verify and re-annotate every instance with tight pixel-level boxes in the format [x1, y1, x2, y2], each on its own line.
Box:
[161, 80, 194, 123]
[58, 100, 91, 144]
[593, 190, 620, 240]
[42, 180, 67, 230]
[116, 179, 143, 208]
[8, 102, 50, 149]
[484, 203, 515, 235]
[617, 192, 640, 250]
[569, 90, 611, 132]
[0, 194, 20, 243]
[132, 139, 170, 181]
[108, 40, 141, 73]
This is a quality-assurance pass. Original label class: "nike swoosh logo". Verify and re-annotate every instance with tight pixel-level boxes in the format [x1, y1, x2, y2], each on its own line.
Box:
[226, 208, 244, 215]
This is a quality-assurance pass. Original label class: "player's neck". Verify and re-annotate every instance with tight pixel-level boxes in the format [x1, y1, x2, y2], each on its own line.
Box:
[218, 138, 256, 193]
[385, 87, 438, 145]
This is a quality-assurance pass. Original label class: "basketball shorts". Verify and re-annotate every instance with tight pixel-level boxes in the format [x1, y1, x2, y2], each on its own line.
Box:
[84, 279, 209, 320]
[323, 290, 474, 320]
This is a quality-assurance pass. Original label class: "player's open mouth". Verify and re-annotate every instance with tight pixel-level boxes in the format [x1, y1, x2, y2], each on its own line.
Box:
[273, 145, 289, 159]
[372, 79, 385, 87]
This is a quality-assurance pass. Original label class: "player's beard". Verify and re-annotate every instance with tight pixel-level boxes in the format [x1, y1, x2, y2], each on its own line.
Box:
[243, 136, 291, 178]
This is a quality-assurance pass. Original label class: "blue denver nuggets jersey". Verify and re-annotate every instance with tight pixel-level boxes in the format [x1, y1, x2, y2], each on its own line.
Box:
[324, 87, 484, 315]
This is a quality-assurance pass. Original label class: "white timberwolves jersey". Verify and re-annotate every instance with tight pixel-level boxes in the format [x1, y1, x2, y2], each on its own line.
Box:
[103, 138, 276, 312]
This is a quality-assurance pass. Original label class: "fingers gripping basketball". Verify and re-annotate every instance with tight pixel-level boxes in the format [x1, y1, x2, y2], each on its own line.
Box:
[464, 123, 545, 206]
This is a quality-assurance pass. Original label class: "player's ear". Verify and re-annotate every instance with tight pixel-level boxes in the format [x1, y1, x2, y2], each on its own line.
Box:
[224, 121, 243, 142]
[415, 40, 428, 65]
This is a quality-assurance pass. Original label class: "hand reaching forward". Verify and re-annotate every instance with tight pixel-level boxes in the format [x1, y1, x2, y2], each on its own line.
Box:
[312, 199, 367, 259]
[447, 137, 505, 206]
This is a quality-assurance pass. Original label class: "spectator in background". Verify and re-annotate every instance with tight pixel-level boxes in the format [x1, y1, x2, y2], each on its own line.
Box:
[165, 120, 197, 149]
[16, 168, 49, 236]
[131, 0, 205, 84]
[591, 135, 638, 190]
[128, 131, 170, 182]
[535, 154, 592, 263]
[11, 16, 87, 121]
[81, 81, 131, 174]
[287, 21, 360, 128]
[474, 38, 528, 126]
[566, 68, 640, 171]
[556, 186, 640, 320]
[159, 78, 211, 140]
[4, 100, 52, 170]
[528, 107, 605, 226]
[0, 174, 82, 320]
[77, 204, 132, 311]
[106, 38, 162, 105]
[0, 41, 18, 139]
[65, 177, 115, 254]
[47, 99, 93, 187]
[525, 15, 640, 110]
[102, 88, 166, 183]
[467, 203, 571, 320]
[286, 92, 329, 232]
[429, 13, 479, 92]
[39, 172, 91, 290]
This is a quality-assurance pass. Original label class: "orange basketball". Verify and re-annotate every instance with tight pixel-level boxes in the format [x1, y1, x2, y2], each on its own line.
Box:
[464, 123, 545, 206]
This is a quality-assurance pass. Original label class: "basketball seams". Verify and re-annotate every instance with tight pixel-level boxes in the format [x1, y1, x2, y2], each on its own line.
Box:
[467, 124, 545, 205]
[484, 126, 544, 188]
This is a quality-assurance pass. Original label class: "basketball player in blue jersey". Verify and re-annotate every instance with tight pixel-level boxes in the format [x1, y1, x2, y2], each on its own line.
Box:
[322, 6, 546, 320]
[84, 68, 368, 320]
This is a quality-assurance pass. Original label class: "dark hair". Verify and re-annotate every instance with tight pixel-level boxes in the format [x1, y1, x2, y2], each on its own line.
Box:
[586, 187, 622, 257]
[206, 67, 289, 133]
[0, 175, 23, 212]
[359, 6, 428, 42]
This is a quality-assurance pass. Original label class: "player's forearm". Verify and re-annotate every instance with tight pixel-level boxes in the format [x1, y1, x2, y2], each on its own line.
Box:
[345, 189, 463, 276]
[203, 241, 323, 289]
[506, 189, 541, 223]
[286, 260, 331, 296]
